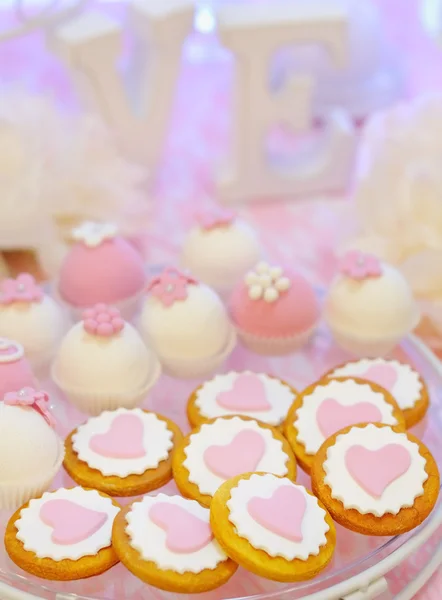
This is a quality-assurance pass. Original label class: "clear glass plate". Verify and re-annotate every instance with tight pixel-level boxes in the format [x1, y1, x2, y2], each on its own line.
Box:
[0, 327, 440, 600]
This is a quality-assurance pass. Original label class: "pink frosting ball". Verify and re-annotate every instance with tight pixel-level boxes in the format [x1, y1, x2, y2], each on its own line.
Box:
[58, 238, 146, 308]
[229, 271, 319, 338]
[0, 352, 37, 400]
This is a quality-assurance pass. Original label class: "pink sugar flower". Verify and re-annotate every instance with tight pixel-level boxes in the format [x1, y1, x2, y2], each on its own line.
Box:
[0, 273, 44, 305]
[4, 387, 56, 428]
[339, 250, 382, 280]
[147, 268, 197, 307]
[196, 207, 236, 230]
[83, 304, 125, 336]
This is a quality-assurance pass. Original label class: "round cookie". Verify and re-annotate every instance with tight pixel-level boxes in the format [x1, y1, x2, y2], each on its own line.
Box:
[284, 377, 405, 474]
[210, 473, 335, 582]
[187, 371, 297, 429]
[311, 423, 440, 536]
[112, 493, 238, 593]
[5, 487, 120, 580]
[173, 415, 297, 507]
[323, 358, 429, 428]
[64, 408, 182, 496]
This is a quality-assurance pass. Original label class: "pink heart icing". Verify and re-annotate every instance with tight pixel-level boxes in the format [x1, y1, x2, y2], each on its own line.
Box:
[216, 374, 271, 412]
[89, 414, 145, 459]
[361, 363, 398, 391]
[149, 503, 213, 553]
[316, 398, 383, 439]
[40, 500, 108, 545]
[345, 444, 412, 498]
[247, 486, 306, 542]
[203, 430, 266, 479]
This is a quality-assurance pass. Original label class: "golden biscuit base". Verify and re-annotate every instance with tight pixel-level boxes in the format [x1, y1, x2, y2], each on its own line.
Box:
[112, 500, 238, 593]
[210, 472, 336, 582]
[4, 489, 120, 581]
[311, 423, 440, 536]
[64, 412, 182, 497]
[173, 415, 297, 507]
[283, 377, 406, 474]
[322, 361, 430, 429]
[186, 376, 298, 430]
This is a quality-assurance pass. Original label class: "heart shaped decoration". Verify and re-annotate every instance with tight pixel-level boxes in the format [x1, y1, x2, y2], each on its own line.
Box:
[40, 500, 108, 545]
[204, 430, 266, 479]
[248, 486, 306, 542]
[361, 363, 398, 391]
[89, 414, 145, 459]
[149, 503, 213, 553]
[216, 374, 271, 412]
[316, 398, 383, 439]
[345, 444, 412, 498]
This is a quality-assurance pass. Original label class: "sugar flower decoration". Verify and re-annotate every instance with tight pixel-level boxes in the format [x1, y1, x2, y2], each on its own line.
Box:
[83, 304, 125, 337]
[72, 221, 118, 248]
[0, 338, 24, 362]
[245, 261, 291, 303]
[0, 273, 43, 305]
[147, 268, 197, 307]
[196, 207, 236, 230]
[4, 387, 56, 428]
[339, 250, 382, 280]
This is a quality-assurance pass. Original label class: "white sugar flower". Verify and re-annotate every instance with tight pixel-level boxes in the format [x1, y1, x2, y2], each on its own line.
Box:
[245, 262, 290, 303]
[72, 222, 118, 248]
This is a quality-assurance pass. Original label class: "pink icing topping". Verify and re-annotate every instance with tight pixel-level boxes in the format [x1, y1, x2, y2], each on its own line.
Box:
[40, 500, 108, 545]
[58, 237, 146, 307]
[83, 304, 125, 337]
[203, 430, 266, 479]
[4, 387, 56, 428]
[361, 363, 398, 391]
[147, 268, 198, 307]
[316, 398, 383, 440]
[339, 250, 382, 280]
[89, 414, 145, 459]
[230, 269, 319, 337]
[248, 486, 306, 542]
[216, 374, 271, 412]
[149, 503, 213, 553]
[0, 273, 43, 305]
[196, 207, 236, 230]
[345, 444, 412, 498]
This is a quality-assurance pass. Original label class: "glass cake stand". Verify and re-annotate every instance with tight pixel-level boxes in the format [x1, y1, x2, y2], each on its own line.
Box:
[0, 328, 440, 600]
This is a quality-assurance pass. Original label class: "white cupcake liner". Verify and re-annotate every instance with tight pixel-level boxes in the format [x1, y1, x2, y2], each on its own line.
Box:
[0, 440, 64, 510]
[158, 328, 237, 379]
[51, 357, 162, 416]
[236, 323, 317, 356]
[53, 284, 145, 324]
[329, 327, 403, 358]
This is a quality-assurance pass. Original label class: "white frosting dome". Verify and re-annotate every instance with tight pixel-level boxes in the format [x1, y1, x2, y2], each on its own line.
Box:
[181, 219, 261, 293]
[53, 320, 156, 394]
[141, 283, 232, 360]
[325, 262, 419, 337]
[0, 402, 61, 482]
[0, 295, 68, 368]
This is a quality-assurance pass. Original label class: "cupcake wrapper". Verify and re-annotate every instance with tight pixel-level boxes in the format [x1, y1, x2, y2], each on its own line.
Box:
[51, 357, 162, 416]
[53, 284, 145, 324]
[159, 328, 237, 379]
[0, 441, 64, 510]
[329, 327, 402, 358]
[236, 324, 317, 356]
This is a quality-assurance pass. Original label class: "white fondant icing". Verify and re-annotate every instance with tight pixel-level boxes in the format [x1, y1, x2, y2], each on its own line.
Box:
[125, 494, 227, 573]
[323, 424, 428, 516]
[294, 379, 398, 455]
[328, 359, 423, 411]
[15, 487, 119, 561]
[183, 416, 289, 495]
[227, 474, 329, 561]
[72, 408, 174, 477]
[195, 371, 295, 426]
